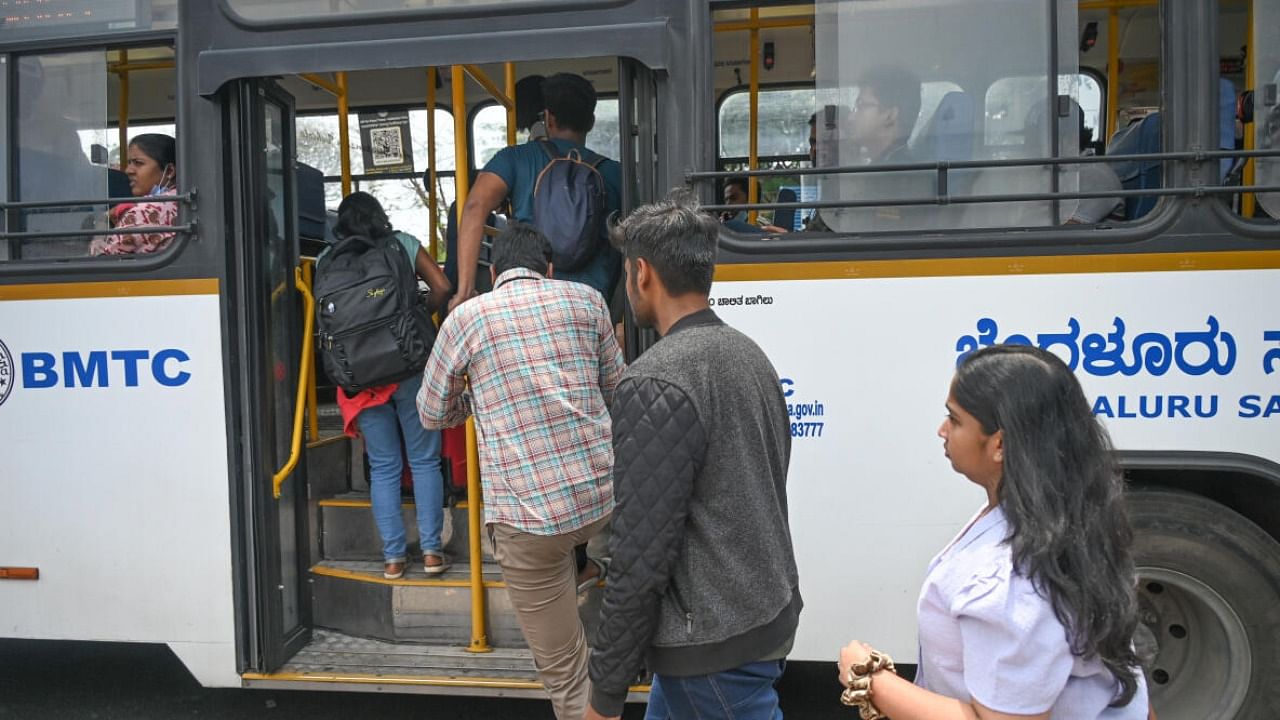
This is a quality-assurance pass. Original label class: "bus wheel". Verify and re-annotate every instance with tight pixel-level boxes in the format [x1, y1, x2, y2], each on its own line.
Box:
[1128, 489, 1280, 720]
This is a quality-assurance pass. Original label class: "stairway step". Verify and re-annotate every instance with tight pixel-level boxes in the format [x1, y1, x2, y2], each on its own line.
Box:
[283, 628, 540, 679]
[319, 494, 493, 563]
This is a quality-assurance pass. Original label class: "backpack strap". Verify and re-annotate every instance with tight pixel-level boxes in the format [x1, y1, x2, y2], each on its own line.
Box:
[539, 139, 606, 169]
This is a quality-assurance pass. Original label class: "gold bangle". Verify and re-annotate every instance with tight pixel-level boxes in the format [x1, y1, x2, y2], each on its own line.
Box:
[839, 649, 896, 720]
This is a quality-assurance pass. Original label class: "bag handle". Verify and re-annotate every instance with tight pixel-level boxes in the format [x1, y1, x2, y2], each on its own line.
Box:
[328, 233, 379, 259]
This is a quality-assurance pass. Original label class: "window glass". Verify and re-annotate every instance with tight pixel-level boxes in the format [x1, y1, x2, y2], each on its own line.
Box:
[472, 98, 620, 168]
[811, 0, 1081, 233]
[1254, 0, 1280, 218]
[297, 109, 455, 177]
[0, 0, 176, 42]
[13, 51, 110, 260]
[718, 87, 816, 159]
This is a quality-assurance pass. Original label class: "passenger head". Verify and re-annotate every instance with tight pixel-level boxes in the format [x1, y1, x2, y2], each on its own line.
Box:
[851, 67, 922, 157]
[541, 73, 597, 137]
[334, 191, 394, 240]
[125, 133, 176, 197]
[944, 344, 1141, 706]
[515, 74, 547, 133]
[723, 176, 749, 206]
[610, 189, 718, 329]
[490, 222, 553, 278]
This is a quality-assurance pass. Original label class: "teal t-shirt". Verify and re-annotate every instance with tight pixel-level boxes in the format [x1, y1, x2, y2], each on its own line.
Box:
[316, 230, 421, 268]
[481, 138, 622, 225]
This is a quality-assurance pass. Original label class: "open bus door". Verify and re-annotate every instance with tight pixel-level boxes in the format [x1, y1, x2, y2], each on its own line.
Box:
[227, 78, 313, 674]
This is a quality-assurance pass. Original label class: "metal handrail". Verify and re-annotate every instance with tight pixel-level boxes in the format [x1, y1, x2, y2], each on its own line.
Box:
[464, 416, 492, 653]
[273, 266, 317, 500]
[0, 192, 192, 211]
[0, 224, 195, 242]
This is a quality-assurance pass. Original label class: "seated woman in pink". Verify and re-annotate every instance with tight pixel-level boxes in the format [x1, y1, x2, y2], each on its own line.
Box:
[91, 133, 177, 256]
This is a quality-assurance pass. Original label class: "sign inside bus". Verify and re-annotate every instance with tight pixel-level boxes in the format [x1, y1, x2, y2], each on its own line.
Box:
[955, 318, 1280, 420]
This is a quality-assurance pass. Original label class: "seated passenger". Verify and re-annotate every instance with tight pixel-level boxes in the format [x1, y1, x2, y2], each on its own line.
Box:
[90, 134, 179, 256]
[719, 176, 787, 235]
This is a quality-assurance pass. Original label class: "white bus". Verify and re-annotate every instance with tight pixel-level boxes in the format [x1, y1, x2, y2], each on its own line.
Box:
[1, 2, 1278, 718]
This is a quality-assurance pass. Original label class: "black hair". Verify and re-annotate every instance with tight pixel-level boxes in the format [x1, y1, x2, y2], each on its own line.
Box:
[334, 191, 394, 240]
[952, 344, 1142, 708]
[542, 73, 596, 134]
[491, 222, 553, 276]
[808, 112, 817, 127]
[515, 74, 547, 132]
[725, 176, 749, 195]
[129, 133, 176, 169]
[859, 67, 922, 144]
[609, 189, 718, 296]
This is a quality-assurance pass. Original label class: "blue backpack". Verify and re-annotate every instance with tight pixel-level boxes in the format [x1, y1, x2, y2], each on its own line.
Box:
[532, 140, 607, 272]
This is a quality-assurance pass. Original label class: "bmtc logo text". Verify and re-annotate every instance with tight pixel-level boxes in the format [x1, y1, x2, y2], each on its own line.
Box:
[18, 349, 192, 390]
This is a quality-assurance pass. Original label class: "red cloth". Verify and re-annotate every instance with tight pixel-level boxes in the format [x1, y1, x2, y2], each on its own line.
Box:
[336, 384, 398, 437]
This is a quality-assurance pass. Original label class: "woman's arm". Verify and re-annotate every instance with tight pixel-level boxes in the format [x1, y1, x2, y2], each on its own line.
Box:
[838, 642, 1050, 720]
[414, 246, 453, 312]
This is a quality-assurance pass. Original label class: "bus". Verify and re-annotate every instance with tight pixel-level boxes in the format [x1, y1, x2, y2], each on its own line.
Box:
[2, 1, 1278, 718]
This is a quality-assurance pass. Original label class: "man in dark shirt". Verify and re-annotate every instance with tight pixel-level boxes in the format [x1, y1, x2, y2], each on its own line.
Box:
[585, 192, 801, 720]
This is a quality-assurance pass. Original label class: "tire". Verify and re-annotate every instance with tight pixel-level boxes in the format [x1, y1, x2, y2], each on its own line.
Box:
[1127, 490, 1280, 720]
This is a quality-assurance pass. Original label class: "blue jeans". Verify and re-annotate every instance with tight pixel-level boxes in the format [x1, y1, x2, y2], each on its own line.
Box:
[356, 373, 445, 562]
[645, 660, 785, 720]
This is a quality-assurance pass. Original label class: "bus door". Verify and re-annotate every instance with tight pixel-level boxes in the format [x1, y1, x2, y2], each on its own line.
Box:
[227, 78, 312, 673]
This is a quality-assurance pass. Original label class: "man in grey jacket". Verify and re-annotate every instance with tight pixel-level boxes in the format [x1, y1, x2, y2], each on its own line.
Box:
[585, 192, 801, 720]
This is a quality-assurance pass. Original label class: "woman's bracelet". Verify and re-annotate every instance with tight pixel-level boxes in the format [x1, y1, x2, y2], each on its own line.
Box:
[839, 649, 896, 720]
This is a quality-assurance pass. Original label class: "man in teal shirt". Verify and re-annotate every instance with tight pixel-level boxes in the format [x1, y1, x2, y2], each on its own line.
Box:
[449, 73, 622, 311]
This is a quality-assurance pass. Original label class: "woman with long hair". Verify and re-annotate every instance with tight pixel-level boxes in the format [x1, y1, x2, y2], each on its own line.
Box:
[91, 133, 178, 255]
[322, 191, 453, 579]
[837, 344, 1149, 719]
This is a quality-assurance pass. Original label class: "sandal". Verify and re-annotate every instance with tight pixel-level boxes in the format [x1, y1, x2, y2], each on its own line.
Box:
[383, 560, 406, 580]
[423, 552, 452, 575]
[576, 556, 609, 593]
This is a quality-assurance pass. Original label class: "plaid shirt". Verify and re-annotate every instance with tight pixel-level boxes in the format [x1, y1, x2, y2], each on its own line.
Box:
[417, 268, 624, 535]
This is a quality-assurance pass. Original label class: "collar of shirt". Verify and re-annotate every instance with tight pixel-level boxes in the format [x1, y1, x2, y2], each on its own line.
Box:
[493, 267, 548, 289]
[664, 307, 722, 338]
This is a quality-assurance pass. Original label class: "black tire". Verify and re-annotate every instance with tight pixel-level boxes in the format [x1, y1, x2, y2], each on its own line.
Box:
[1127, 489, 1280, 719]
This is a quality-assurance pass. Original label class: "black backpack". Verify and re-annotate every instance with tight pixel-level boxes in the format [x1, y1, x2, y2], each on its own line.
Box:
[314, 234, 435, 393]
[532, 140, 607, 272]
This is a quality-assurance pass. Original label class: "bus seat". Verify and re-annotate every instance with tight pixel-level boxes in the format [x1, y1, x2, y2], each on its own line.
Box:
[1220, 77, 1237, 182]
[914, 91, 975, 163]
[297, 162, 326, 242]
[107, 168, 131, 206]
[773, 187, 798, 233]
[1107, 111, 1162, 220]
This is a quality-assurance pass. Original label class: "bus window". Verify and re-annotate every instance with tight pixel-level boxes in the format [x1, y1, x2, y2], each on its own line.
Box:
[718, 87, 815, 160]
[222, 0, 618, 23]
[471, 97, 621, 168]
[1251, 0, 1279, 218]
[7, 47, 177, 262]
[295, 108, 456, 250]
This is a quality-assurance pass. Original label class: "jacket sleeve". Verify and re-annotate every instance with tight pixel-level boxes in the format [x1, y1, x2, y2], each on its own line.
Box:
[588, 375, 707, 717]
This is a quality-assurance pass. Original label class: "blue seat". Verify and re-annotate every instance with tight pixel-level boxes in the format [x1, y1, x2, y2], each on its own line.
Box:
[915, 91, 975, 163]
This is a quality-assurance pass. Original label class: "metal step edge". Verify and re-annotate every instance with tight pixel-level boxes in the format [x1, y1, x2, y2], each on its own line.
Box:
[320, 493, 473, 510]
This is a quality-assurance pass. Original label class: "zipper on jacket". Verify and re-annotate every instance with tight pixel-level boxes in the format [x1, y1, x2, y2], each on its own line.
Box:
[667, 583, 693, 635]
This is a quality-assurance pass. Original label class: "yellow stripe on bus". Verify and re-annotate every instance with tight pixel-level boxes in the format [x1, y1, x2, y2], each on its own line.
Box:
[714, 250, 1280, 282]
[0, 278, 219, 301]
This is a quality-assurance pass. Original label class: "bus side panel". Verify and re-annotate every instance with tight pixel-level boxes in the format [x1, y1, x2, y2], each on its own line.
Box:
[712, 265, 1280, 662]
[0, 288, 238, 686]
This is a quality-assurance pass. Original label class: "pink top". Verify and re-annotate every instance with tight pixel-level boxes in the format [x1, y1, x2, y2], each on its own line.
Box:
[91, 188, 179, 256]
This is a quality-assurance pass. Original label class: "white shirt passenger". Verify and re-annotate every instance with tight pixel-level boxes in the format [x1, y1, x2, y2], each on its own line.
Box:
[914, 505, 1149, 719]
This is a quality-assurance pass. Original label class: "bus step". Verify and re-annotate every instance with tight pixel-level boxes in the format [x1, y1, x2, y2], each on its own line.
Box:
[310, 559, 604, 648]
[319, 494, 494, 564]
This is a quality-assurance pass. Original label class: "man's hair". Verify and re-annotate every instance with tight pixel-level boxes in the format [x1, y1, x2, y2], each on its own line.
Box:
[515, 74, 546, 132]
[860, 66, 922, 143]
[542, 73, 597, 134]
[724, 176, 749, 197]
[609, 189, 718, 296]
[492, 222, 553, 276]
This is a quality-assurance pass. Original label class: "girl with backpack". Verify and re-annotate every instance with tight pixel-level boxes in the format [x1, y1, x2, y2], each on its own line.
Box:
[319, 192, 453, 579]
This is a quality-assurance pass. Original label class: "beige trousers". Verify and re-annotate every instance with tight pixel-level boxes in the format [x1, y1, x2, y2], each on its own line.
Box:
[491, 514, 610, 720]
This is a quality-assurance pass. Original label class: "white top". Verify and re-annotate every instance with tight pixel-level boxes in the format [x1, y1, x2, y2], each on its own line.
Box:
[914, 506, 1149, 719]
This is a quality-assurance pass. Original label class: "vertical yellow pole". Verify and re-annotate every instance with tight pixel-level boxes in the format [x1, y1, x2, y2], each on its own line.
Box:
[118, 50, 130, 168]
[465, 416, 491, 653]
[337, 72, 352, 197]
[427, 68, 440, 260]
[1242, 1, 1256, 217]
[302, 259, 319, 443]
[505, 62, 517, 147]
[1106, 8, 1120, 141]
[452, 66, 470, 225]
[748, 8, 760, 225]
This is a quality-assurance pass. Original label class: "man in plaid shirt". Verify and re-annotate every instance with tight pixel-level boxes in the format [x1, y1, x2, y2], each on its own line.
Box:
[417, 223, 624, 720]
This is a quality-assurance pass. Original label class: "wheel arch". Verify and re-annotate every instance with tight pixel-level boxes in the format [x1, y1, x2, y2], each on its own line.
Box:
[1118, 450, 1280, 548]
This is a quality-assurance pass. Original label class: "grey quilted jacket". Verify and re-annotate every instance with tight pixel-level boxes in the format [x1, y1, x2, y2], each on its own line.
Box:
[588, 309, 801, 716]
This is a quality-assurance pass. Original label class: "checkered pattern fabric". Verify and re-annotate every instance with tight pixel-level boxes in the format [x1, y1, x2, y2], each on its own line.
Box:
[418, 268, 624, 535]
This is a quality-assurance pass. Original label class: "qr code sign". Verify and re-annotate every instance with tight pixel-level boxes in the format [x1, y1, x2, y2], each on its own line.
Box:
[370, 127, 405, 166]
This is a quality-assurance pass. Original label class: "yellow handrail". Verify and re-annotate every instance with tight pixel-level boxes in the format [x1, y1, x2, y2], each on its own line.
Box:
[463, 64, 515, 111]
[337, 72, 352, 197]
[273, 266, 316, 499]
[302, 259, 319, 443]
[465, 416, 492, 653]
